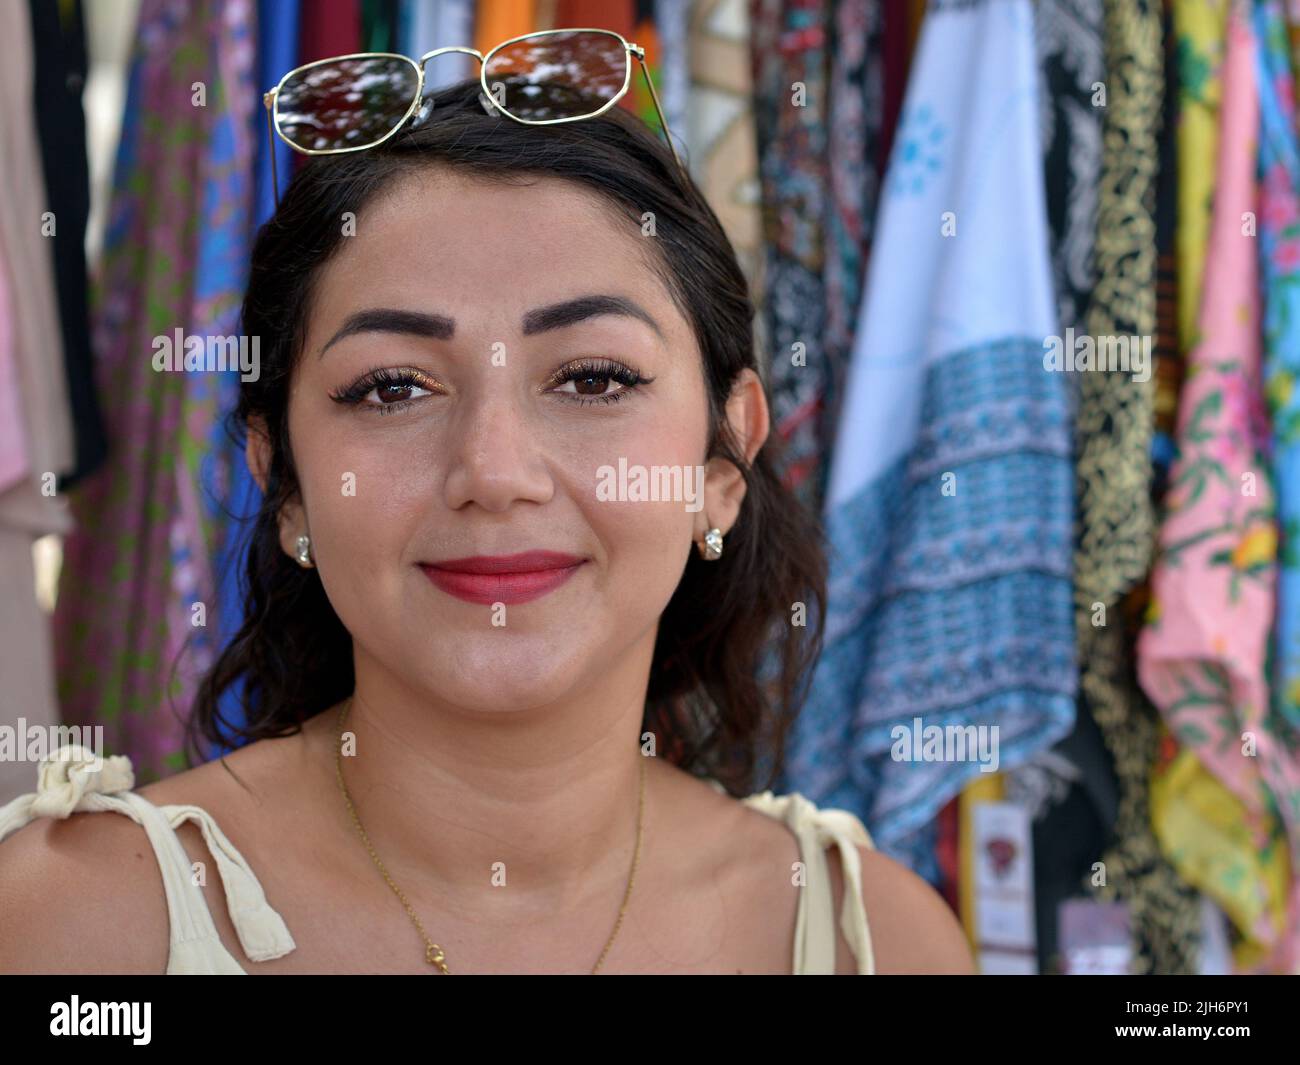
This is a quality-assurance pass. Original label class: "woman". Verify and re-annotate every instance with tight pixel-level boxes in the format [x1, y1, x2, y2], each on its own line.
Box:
[0, 79, 972, 975]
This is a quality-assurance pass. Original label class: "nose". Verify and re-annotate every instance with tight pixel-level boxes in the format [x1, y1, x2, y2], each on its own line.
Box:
[441, 387, 554, 513]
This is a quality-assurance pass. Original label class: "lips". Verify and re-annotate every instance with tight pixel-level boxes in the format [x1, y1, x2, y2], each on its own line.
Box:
[419, 550, 586, 605]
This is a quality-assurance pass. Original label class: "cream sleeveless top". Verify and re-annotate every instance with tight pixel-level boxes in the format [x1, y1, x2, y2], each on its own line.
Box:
[0, 745, 877, 974]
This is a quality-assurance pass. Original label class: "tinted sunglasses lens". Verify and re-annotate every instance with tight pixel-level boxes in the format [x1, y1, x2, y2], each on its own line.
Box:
[276, 56, 420, 151]
[483, 30, 627, 120]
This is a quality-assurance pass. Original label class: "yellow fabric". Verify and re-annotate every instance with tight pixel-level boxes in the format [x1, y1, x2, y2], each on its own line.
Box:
[1172, 0, 1230, 350]
[1149, 740, 1292, 969]
[0, 745, 877, 974]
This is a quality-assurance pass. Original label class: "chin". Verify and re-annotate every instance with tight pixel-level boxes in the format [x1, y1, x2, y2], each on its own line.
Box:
[420, 636, 590, 713]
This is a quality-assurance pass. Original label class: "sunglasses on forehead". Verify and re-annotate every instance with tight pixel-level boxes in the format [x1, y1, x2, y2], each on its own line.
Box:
[261, 26, 684, 205]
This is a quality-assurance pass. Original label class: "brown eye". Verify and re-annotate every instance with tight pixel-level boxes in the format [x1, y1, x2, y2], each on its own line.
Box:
[572, 374, 612, 395]
[376, 382, 415, 403]
[547, 358, 650, 406]
[329, 368, 440, 412]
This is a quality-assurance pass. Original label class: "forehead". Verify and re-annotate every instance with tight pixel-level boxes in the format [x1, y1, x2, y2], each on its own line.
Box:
[307, 167, 674, 332]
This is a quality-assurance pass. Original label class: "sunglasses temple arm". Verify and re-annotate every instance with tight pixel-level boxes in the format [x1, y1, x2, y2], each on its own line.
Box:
[636, 58, 683, 174]
[264, 95, 280, 209]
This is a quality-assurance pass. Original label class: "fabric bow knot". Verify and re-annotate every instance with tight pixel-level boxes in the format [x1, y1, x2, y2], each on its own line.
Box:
[31, 746, 135, 818]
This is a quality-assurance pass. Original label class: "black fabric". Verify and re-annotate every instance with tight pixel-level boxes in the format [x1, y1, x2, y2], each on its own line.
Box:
[28, 0, 107, 489]
[1031, 706, 1121, 972]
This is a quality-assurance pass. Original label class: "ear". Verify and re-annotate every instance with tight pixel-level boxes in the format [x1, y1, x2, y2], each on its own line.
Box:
[695, 368, 770, 542]
[246, 414, 272, 494]
[246, 414, 310, 562]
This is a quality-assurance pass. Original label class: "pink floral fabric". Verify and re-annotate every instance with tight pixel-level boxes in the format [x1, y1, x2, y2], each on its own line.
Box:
[1138, 6, 1300, 970]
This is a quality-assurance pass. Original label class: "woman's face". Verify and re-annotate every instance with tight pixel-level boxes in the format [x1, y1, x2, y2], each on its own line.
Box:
[253, 168, 766, 713]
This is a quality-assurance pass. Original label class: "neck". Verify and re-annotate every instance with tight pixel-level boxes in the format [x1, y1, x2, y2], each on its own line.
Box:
[322, 638, 660, 923]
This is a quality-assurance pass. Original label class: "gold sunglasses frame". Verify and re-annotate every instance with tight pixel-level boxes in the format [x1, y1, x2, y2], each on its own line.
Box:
[261, 26, 683, 205]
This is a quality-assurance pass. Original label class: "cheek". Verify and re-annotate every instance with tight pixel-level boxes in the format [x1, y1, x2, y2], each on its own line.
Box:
[289, 402, 439, 619]
[567, 396, 709, 612]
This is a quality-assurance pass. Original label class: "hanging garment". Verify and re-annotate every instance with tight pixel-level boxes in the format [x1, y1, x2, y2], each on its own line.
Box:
[654, 0, 689, 152]
[293, 0, 361, 184]
[399, 0, 429, 52]
[780, 0, 1075, 883]
[1142, 2, 1299, 970]
[27, 0, 108, 490]
[1259, 0, 1300, 737]
[1172, 0, 1229, 354]
[0, 0, 74, 484]
[362, 0, 401, 52]
[53, 0, 258, 783]
[0, 0, 76, 806]
[1252, 0, 1300, 976]
[405, 0, 476, 91]
[0, 242, 72, 807]
[1075, 0, 1201, 975]
[475, 0, 536, 57]
[1036, 0, 1105, 354]
[1150, 737, 1293, 971]
[750, 0, 831, 509]
[820, 0, 884, 457]
[555, 0, 630, 32]
[1007, 704, 1120, 972]
[210, 0, 303, 752]
[684, 1, 763, 289]
[1140, 3, 1299, 971]
[255, 0, 300, 216]
[1014, 0, 1111, 970]
[615, 1, 663, 134]
[878, 0, 910, 175]
[1149, 8, 1184, 492]
[299, 0, 361, 62]
[1287, 0, 1300, 113]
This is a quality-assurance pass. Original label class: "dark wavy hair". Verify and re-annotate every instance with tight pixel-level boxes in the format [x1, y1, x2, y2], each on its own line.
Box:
[187, 79, 827, 795]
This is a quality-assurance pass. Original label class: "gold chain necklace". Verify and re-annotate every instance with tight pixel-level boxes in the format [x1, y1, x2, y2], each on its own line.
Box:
[333, 698, 646, 974]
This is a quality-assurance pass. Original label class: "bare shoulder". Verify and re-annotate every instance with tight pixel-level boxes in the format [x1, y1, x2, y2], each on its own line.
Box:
[0, 726, 310, 975]
[134, 723, 304, 812]
[0, 807, 169, 973]
[592, 763, 975, 975]
[649, 759, 800, 865]
[845, 844, 975, 974]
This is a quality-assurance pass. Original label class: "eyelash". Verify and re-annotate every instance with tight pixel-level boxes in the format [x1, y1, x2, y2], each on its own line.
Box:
[328, 359, 653, 416]
[547, 358, 653, 407]
[328, 366, 440, 416]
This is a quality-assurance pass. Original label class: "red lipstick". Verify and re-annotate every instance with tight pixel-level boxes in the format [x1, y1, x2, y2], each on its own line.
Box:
[420, 551, 586, 605]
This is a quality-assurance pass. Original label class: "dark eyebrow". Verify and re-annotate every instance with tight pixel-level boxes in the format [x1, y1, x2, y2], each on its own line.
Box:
[319, 294, 663, 358]
[319, 308, 455, 357]
[521, 294, 664, 340]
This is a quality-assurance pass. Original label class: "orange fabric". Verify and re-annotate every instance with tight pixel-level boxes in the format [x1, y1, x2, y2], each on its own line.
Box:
[474, 0, 537, 57]
[556, 0, 635, 36]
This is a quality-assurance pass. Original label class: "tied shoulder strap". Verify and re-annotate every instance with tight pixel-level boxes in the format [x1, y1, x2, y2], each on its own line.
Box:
[159, 802, 296, 963]
[0, 744, 294, 972]
[741, 790, 877, 975]
[0, 743, 137, 837]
